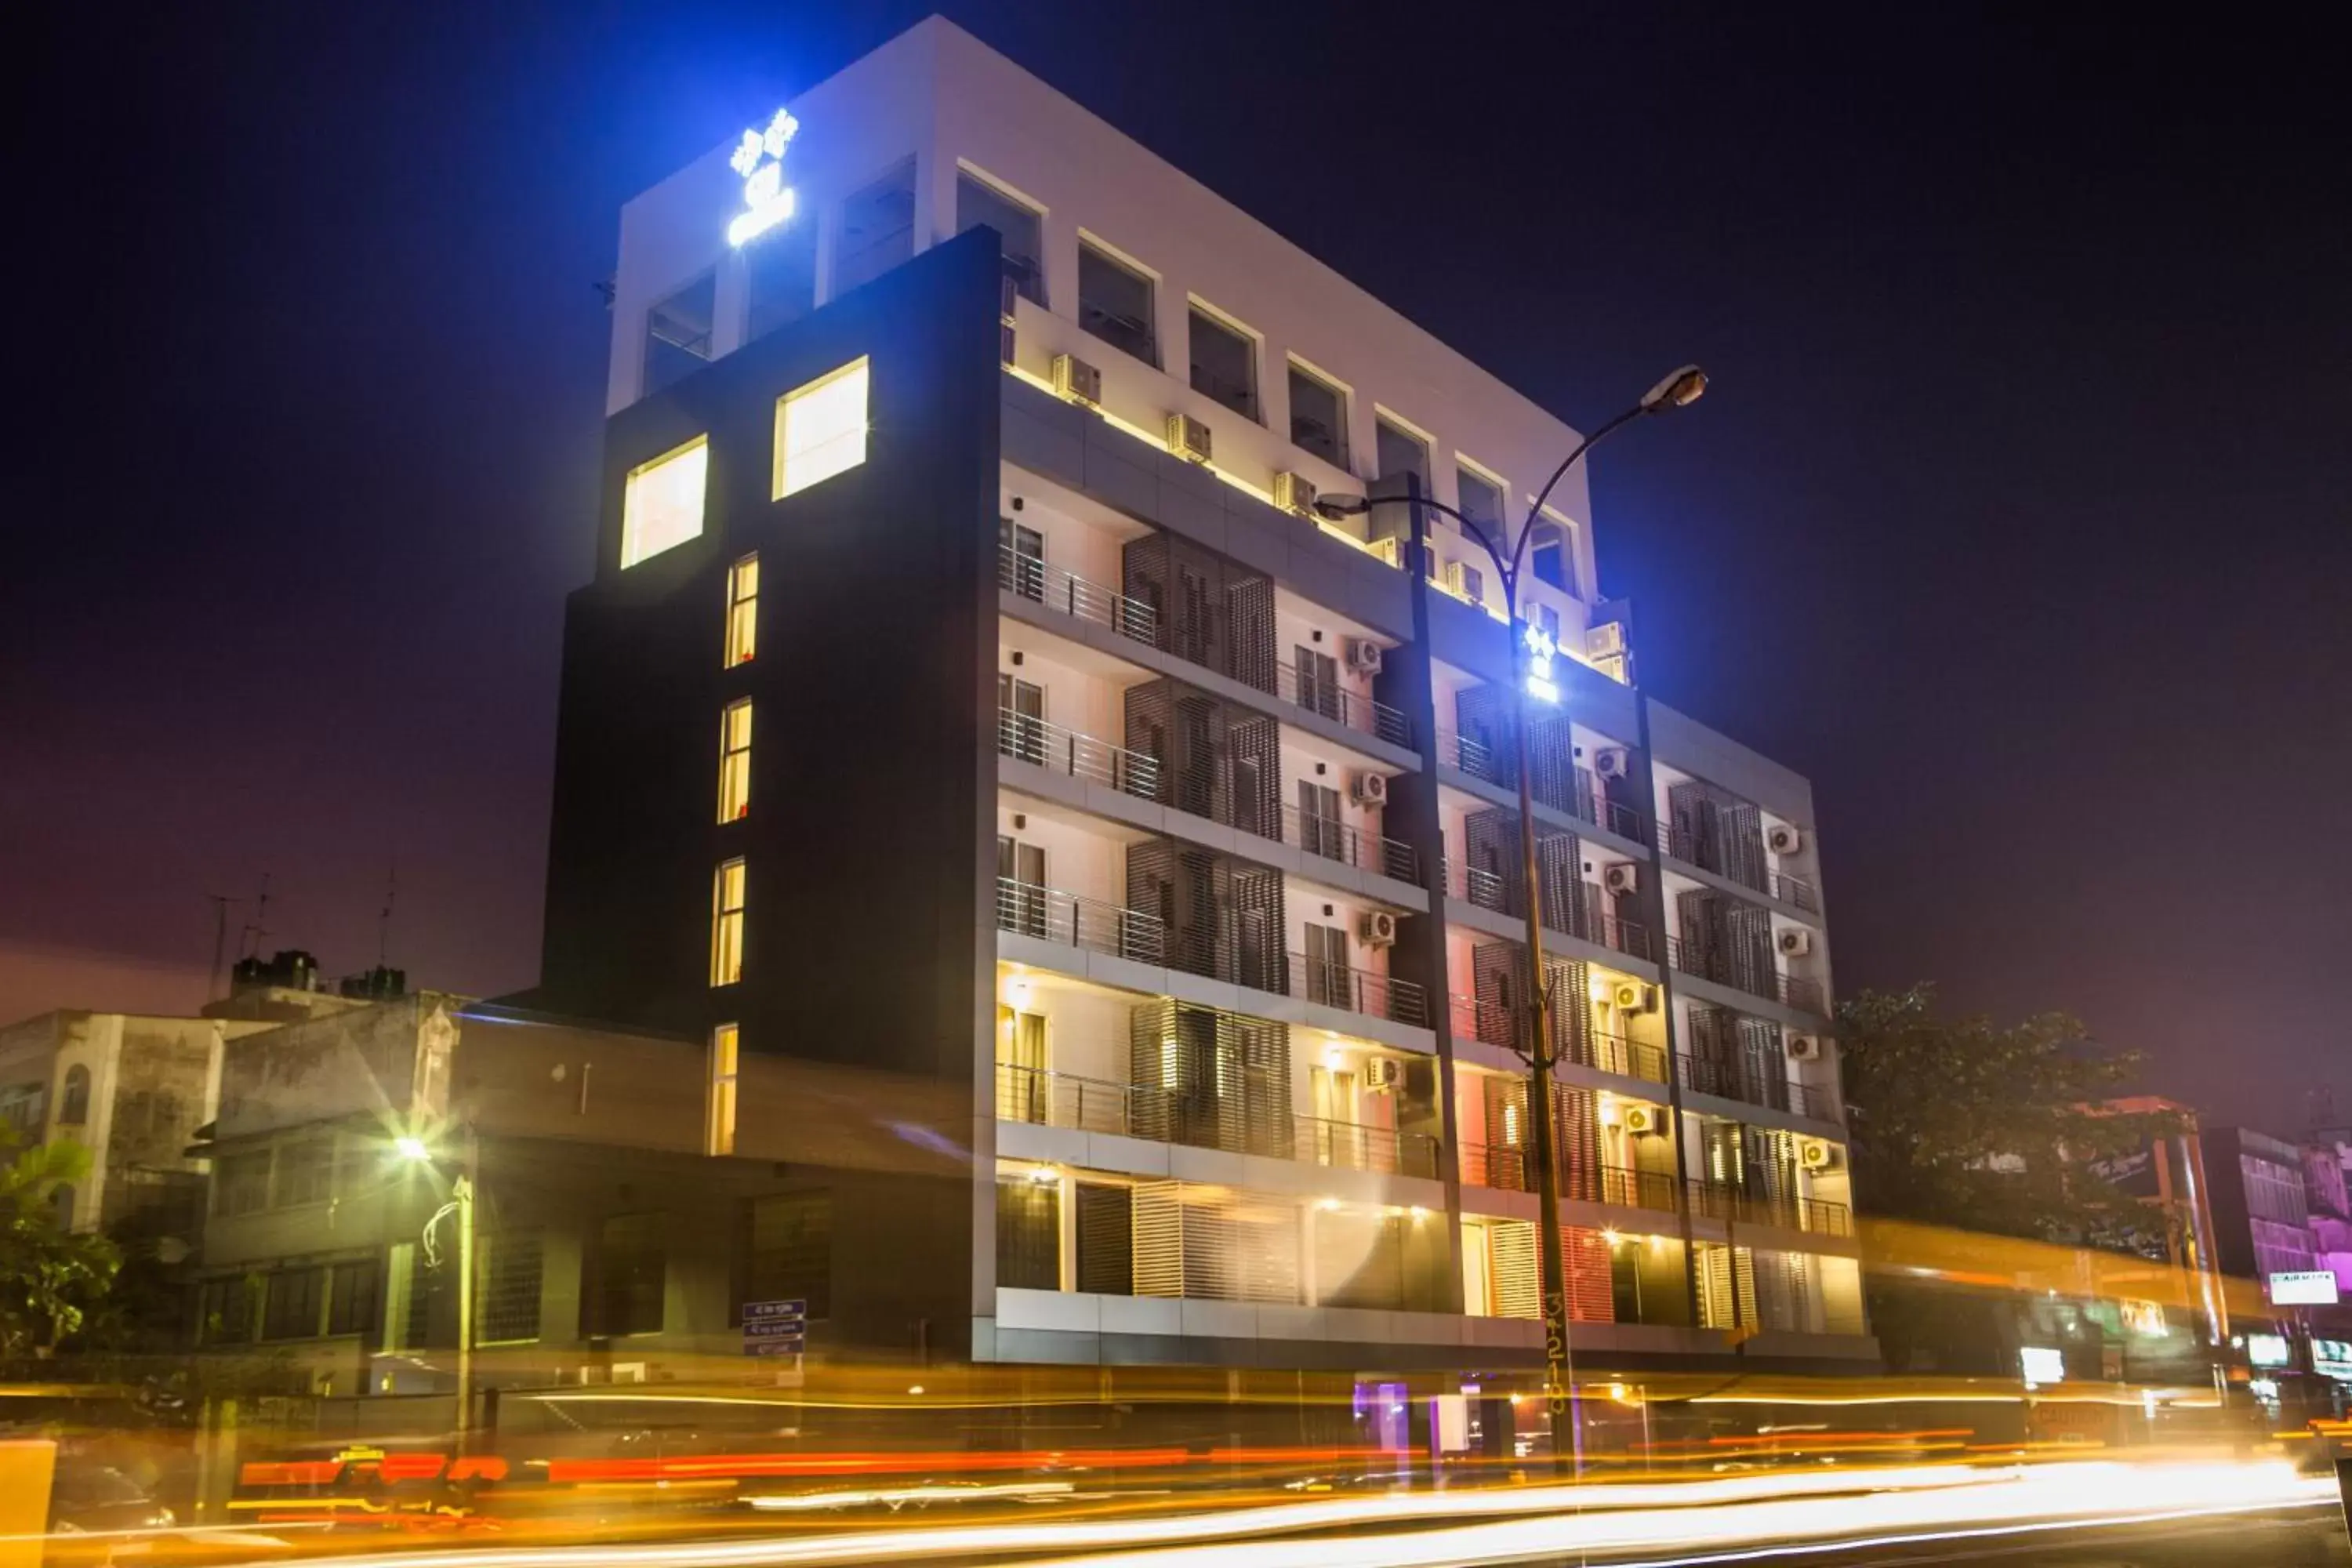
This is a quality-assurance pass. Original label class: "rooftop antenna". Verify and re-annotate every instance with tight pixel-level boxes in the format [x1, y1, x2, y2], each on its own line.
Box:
[203, 893, 239, 1002]
[238, 873, 272, 962]
[377, 866, 397, 968]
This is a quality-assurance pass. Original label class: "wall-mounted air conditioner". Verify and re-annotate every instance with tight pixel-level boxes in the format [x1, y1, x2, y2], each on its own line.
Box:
[1166, 412, 1213, 463]
[1051, 353, 1101, 406]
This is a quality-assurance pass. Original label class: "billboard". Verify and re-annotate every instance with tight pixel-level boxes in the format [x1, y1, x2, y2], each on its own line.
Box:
[2267, 1271, 2341, 1305]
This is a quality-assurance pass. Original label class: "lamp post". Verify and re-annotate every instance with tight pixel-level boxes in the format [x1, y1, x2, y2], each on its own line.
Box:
[398, 1131, 478, 1447]
[1317, 364, 1705, 1467]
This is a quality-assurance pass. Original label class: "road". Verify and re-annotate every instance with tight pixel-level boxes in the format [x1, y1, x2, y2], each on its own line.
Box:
[1733, 1502, 2346, 1564]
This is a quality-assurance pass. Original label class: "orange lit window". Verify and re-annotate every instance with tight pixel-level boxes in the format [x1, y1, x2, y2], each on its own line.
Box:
[710, 860, 746, 986]
[717, 700, 752, 822]
[724, 554, 758, 667]
[706, 1025, 739, 1156]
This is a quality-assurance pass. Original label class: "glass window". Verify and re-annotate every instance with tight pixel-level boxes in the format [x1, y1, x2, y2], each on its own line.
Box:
[717, 700, 753, 822]
[200, 1278, 252, 1345]
[1456, 463, 1507, 539]
[724, 554, 758, 667]
[274, 1141, 334, 1207]
[1078, 241, 1157, 365]
[774, 358, 869, 498]
[996, 1178, 1060, 1290]
[620, 436, 708, 569]
[57, 1064, 90, 1124]
[707, 1025, 739, 1157]
[746, 1190, 831, 1319]
[327, 1260, 380, 1338]
[1529, 520, 1577, 597]
[642, 271, 715, 395]
[262, 1267, 324, 1341]
[216, 1150, 270, 1217]
[1288, 363, 1348, 468]
[711, 860, 746, 986]
[831, 160, 915, 296]
[1375, 418, 1430, 489]
[956, 171, 1044, 306]
[477, 1233, 543, 1344]
[1189, 306, 1258, 420]
[590, 1214, 666, 1336]
[746, 218, 818, 343]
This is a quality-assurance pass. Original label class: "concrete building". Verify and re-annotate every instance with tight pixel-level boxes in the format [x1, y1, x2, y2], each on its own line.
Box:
[529, 16, 1871, 1405]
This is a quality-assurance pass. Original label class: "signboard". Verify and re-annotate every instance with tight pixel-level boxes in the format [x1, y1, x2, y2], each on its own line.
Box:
[2019, 1345, 2065, 1387]
[2246, 1332, 2292, 1368]
[2267, 1270, 2341, 1306]
[2312, 1338, 2352, 1381]
[728, 109, 800, 247]
[742, 1298, 805, 1357]
[1520, 622, 1560, 704]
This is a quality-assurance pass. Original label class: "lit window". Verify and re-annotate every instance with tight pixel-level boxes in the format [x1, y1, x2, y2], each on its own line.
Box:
[706, 1025, 739, 1156]
[620, 436, 708, 569]
[774, 358, 869, 499]
[724, 554, 758, 667]
[710, 859, 746, 986]
[717, 700, 753, 822]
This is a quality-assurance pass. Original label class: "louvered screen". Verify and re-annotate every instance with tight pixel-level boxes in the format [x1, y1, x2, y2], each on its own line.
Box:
[1228, 713, 1282, 842]
[1668, 781, 1715, 869]
[1464, 808, 1519, 912]
[1697, 1242, 1758, 1331]
[1750, 1248, 1815, 1332]
[1536, 831, 1581, 937]
[1563, 1225, 1617, 1324]
[1744, 1126, 1801, 1204]
[1724, 901, 1776, 995]
[1553, 1083, 1602, 1202]
[1131, 1180, 1186, 1298]
[1486, 1222, 1539, 1319]
[1719, 799, 1768, 891]
[1454, 686, 1515, 787]
[1481, 1073, 1529, 1190]
[1228, 574, 1276, 695]
[1737, 1017, 1787, 1109]
[1075, 1182, 1133, 1295]
[1526, 710, 1577, 816]
[1231, 865, 1285, 994]
[995, 1179, 1059, 1290]
[1468, 940, 1581, 1065]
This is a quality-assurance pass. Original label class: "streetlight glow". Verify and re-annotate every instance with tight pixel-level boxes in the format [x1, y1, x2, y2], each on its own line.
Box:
[394, 1135, 430, 1162]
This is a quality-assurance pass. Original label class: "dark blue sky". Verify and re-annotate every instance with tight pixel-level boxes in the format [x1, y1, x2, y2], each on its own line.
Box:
[11, 3, 2348, 1131]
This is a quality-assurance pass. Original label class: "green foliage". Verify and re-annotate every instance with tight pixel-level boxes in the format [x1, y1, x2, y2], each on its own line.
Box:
[0, 1127, 122, 1356]
[1837, 984, 2180, 1244]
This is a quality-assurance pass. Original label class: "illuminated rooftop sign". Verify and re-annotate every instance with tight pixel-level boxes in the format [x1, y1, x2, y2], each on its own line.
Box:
[1522, 622, 1560, 705]
[728, 108, 800, 247]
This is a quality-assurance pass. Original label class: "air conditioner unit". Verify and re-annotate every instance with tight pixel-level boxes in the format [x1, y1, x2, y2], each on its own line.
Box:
[1607, 981, 1660, 1014]
[1786, 1033, 1824, 1062]
[1365, 1057, 1403, 1091]
[1593, 748, 1631, 779]
[1623, 1105, 1660, 1136]
[1443, 560, 1483, 604]
[1602, 862, 1640, 896]
[1166, 412, 1214, 463]
[1349, 771, 1388, 808]
[1799, 1138, 1836, 1171]
[1777, 927, 1814, 958]
[1586, 621, 1628, 659]
[1051, 353, 1101, 406]
[1766, 823, 1805, 856]
[1358, 909, 1399, 946]
[1345, 637, 1385, 674]
[1273, 471, 1318, 517]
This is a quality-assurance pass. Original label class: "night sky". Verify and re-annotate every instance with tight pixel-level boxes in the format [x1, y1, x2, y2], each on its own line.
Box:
[13, 5, 2347, 1133]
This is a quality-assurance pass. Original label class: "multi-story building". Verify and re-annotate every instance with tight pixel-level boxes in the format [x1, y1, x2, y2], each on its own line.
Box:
[532, 16, 1871, 1403]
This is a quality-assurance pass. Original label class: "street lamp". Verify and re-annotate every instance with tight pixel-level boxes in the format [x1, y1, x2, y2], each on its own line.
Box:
[398, 1131, 477, 1447]
[1317, 364, 1705, 1467]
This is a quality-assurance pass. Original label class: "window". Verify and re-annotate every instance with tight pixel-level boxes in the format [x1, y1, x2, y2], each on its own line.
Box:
[0, 1083, 42, 1132]
[477, 1233, 543, 1344]
[1375, 417, 1430, 489]
[717, 700, 753, 822]
[724, 554, 759, 667]
[262, 1267, 325, 1341]
[327, 1259, 380, 1338]
[1297, 779, 1344, 863]
[1529, 517, 1578, 598]
[590, 1214, 667, 1337]
[200, 1279, 252, 1345]
[831, 159, 915, 296]
[1188, 305, 1258, 420]
[746, 1191, 831, 1319]
[57, 1065, 89, 1125]
[774, 358, 869, 498]
[996, 672, 1045, 766]
[956, 171, 1044, 306]
[1534, 602, 1562, 646]
[1456, 463, 1507, 540]
[619, 436, 708, 569]
[216, 1151, 270, 1217]
[745, 218, 817, 343]
[1294, 644, 1341, 721]
[1288, 363, 1349, 468]
[274, 1140, 334, 1207]
[999, 518, 1044, 601]
[1078, 240, 1156, 365]
[642, 271, 715, 396]
[1304, 922, 1351, 1007]
[996, 1178, 1060, 1290]
[706, 1025, 739, 1156]
[711, 860, 746, 986]
[996, 834, 1048, 938]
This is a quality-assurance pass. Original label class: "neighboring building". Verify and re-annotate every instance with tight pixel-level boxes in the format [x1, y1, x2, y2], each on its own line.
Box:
[2202, 1126, 2320, 1292]
[528, 15, 1869, 1414]
[0, 1007, 265, 1239]
[2097, 1094, 2230, 1344]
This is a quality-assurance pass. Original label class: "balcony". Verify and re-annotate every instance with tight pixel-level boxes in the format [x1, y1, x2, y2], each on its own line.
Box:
[999, 541, 1159, 647]
[1444, 860, 1656, 964]
[1662, 824, 1820, 913]
[1665, 935, 1827, 1015]
[1283, 802, 1419, 884]
[995, 878, 1165, 964]
[1446, 999, 1669, 1085]
[1285, 949, 1428, 1027]
[1438, 731, 1653, 846]
[1272, 658, 1411, 749]
[1457, 1145, 1678, 1210]
[996, 1062, 1439, 1178]
[1684, 1178, 1852, 1239]
[998, 708, 1160, 799]
[1770, 870, 1822, 914]
[1674, 1052, 1842, 1123]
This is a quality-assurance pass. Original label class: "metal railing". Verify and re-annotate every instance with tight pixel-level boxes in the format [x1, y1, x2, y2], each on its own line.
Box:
[1287, 951, 1428, 1027]
[995, 1062, 1152, 1134]
[996, 707, 1160, 799]
[993, 1064, 1439, 1178]
[994, 878, 1166, 964]
[1436, 733, 1655, 845]
[1684, 1178, 1853, 1238]
[1272, 658, 1412, 748]
[1458, 1147, 1678, 1210]
[1295, 1114, 1440, 1179]
[1444, 996, 1668, 1083]
[1672, 1054, 1843, 1123]
[1443, 861, 1655, 964]
[1770, 870, 1822, 914]
[999, 542, 1159, 646]
[1664, 936, 1827, 1015]
[1282, 802, 1419, 883]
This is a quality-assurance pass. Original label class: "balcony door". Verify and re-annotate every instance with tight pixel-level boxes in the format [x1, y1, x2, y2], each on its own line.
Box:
[1294, 645, 1341, 721]
[1298, 779, 1343, 862]
[996, 1004, 1047, 1122]
[1303, 921, 1351, 1009]
[999, 519, 1044, 601]
[996, 834, 1047, 937]
[997, 673, 1045, 766]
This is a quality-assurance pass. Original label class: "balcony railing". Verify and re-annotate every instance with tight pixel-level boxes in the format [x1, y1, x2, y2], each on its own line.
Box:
[994, 1063, 1438, 1178]
[1770, 871, 1822, 914]
[1458, 1147, 1678, 1210]
[997, 707, 1160, 800]
[1436, 733, 1654, 846]
[1684, 1178, 1853, 1238]
[1282, 802, 1419, 884]
[1663, 829, 1819, 913]
[1443, 861, 1656, 964]
[1444, 997, 1669, 1085]
[1664, 936, 1827, 1015]
[1272, 658, 1412, 749]
[1149, 921, 1428, 1029]
[999, 543, 1159, 646]
[995, 878, 1166, 964]
[1287, 950, 1428, 1028]
[1674, 1053, 1842, 1123]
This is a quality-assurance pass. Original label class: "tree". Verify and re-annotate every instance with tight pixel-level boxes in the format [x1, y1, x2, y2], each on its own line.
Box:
[1836, 984, 2180, 1245]
[0, 1129, 121, 1357]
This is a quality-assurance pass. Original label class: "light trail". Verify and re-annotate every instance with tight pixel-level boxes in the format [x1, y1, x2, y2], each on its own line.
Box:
[180, 1458, 2329, 1568]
